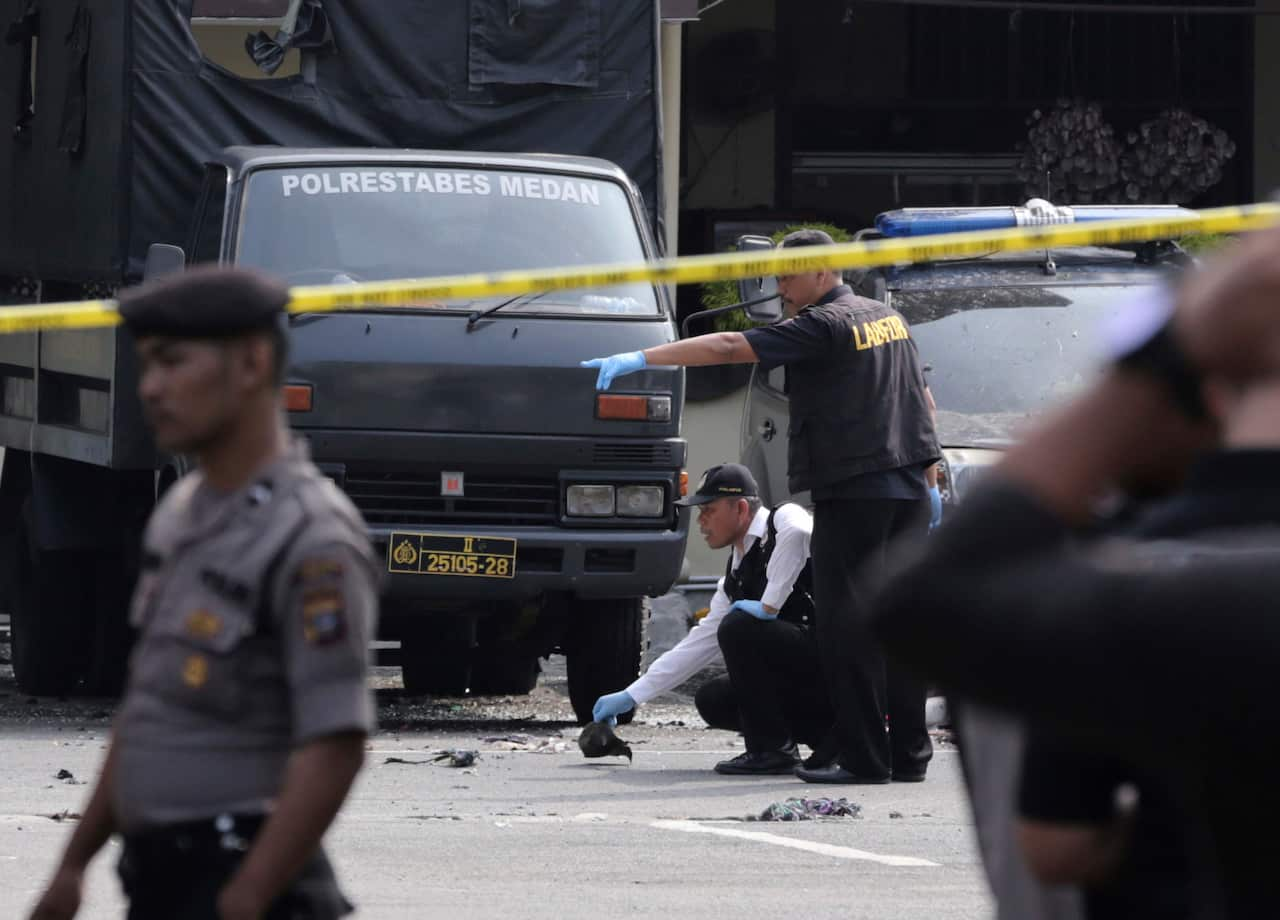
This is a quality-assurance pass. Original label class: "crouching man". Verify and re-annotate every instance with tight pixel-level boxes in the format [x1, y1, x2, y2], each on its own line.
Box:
[593, 464, 833, 775]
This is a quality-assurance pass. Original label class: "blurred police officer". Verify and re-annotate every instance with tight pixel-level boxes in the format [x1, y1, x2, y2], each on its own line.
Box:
[869, 227, 1280, 918]
[592, 463, 832, 774]
[582, 230, 940, 783]
[29, 266, 378, 920]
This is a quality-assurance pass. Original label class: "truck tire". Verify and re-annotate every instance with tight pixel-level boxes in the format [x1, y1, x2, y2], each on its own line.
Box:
[566, 597, 647, 725]
[469, 645, 541, 695]
[400, 634, 472, 696]
[78, 554, 135, 696]
[11, 513, 88, 696]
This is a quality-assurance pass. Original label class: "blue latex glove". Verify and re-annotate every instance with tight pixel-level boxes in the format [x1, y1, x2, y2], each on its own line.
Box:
[729, 599, 777, 621]
[929, 485, 943, 531]
[592, 690, 636, 725]
[580, 350, 647, 390]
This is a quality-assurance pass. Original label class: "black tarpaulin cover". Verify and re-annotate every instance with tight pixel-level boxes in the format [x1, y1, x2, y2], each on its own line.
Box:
[0, 0, 661, 282]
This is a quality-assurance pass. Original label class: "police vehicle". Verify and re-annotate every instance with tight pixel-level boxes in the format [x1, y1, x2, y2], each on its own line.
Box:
[735, 201, 1193, 507]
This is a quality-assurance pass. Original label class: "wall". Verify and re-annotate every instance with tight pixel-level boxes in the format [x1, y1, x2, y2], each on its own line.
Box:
[680, 0, 775, 213]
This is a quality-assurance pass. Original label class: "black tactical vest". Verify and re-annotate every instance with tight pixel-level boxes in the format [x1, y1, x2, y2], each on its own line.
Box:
[722, 505, 814, 629]
[785, 288, 940, 495]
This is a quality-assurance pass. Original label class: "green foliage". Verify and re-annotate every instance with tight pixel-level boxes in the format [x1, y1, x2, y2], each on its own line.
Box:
[1176, 233, 1232, 256]
[699, 222, 854, 333]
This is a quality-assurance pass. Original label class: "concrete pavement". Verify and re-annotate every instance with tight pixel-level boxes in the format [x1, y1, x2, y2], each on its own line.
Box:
[0, 715, 990, 919]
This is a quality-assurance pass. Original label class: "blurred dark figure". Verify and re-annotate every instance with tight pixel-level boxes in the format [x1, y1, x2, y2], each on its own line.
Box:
[871, 227, 1280, 920]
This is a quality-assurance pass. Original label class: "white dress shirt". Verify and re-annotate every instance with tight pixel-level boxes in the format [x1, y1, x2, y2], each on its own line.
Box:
[626, 503, 813, 705]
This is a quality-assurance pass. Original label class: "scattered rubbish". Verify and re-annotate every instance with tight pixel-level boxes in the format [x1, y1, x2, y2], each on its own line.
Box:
[482, 735, 569, 753]
[54, 769, 80, 784]
[577, 722, 633, 762]
[889, 811, 904, 819]
[382, 750, 478, 768]
[432, 749, 478, 768]
[45, 810, 81, 822]
[752, 798, 862, 822]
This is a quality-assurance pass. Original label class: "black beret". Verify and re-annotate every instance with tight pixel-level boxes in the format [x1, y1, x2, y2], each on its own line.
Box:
[119, 265, 290, 339]
[778, 228, 836, 248]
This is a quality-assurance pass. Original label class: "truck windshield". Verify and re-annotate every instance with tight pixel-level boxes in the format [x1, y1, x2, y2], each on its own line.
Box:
[236, 167, 660, 317]
[892, 282, 1154, 446]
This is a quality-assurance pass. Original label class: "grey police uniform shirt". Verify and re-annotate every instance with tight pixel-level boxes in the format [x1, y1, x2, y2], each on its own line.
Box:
[111, 441, 378, 833]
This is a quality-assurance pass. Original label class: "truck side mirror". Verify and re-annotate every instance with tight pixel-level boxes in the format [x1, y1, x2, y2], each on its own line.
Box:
[734, 235, 782, 324]
[143, 243, 186, 281]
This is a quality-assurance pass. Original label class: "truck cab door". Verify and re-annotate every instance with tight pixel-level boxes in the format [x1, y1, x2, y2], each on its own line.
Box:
[739, 362, 800, 508]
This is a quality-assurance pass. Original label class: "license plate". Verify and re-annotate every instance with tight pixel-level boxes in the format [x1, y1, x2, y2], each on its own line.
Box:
[387, 532, 517, 579]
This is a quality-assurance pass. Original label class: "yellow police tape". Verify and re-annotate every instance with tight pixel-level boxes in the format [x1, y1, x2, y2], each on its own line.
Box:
[5, 202, 1279, 336]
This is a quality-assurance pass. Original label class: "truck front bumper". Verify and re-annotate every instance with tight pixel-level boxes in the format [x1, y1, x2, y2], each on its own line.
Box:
[371, 522, 689, 602]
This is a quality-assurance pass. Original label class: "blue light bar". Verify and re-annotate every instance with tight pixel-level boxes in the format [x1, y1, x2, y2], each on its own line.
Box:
[875, 201, 1197, 239]
[876, 207, 1028, 237]
[1069, 205, 1197, 224]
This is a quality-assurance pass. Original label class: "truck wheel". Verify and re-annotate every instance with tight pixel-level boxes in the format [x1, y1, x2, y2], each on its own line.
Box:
[469, 645, 541, 695]
[400, 634, 472, 696]
[566, 597, 648, 725]
[11, 513, 88, 696]
[78, 554, 135, 696]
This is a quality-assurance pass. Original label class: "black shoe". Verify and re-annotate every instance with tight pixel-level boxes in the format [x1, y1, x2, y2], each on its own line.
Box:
[794, 764, 890, 785]
[802, 737, 839, 771]
[892, 770, 927, 783]
[715, 745, 801, 776]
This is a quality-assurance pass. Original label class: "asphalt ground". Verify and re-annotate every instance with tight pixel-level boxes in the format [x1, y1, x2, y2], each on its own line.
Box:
[0, 629, 992, 919]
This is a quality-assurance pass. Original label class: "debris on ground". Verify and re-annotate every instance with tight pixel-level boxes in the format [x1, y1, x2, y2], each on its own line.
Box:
[54, 769, 80, 784]
[482, 733, 532, 745]
[481, 734, 571, 753]
[383, 749, 478, 768]
[751, 797, 862, 822]
[46, 810, 81, 822]
[889, 811, 904, 819]
[577, 722, 633, 762]
[432, 749, 478, 768]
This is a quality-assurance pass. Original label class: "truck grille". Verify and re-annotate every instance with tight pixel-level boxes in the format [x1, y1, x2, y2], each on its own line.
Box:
[343, 469, 559, 527]
[591, 443, 674, 465]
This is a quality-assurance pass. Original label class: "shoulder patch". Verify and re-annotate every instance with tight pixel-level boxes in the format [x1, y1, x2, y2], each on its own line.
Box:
[301, 588, 347, 646]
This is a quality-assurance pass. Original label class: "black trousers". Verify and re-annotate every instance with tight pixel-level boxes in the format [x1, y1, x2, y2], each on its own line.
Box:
[119, 815, 351, 920]
[694, 609, 834, 752]
[811, 497, 933, 779]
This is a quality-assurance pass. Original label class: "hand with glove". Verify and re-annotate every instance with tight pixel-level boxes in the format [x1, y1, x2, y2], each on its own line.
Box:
[580, 350, 647, 390]
[729, 599, 778, 621]
[592, 690, 636, 726]
[929, 485, 943, 531]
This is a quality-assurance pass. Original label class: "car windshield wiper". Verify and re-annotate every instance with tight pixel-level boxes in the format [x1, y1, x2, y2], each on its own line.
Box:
[466, 292, 550, 331]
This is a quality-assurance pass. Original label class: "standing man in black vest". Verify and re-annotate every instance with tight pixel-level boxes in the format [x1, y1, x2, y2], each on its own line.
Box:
[591, 463, 832, 774]
[581, 230, 941, 784]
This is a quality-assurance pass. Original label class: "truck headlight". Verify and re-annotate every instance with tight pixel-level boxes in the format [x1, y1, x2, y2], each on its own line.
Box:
[567, 484, 615, 516]
[616, 485, 664, 517]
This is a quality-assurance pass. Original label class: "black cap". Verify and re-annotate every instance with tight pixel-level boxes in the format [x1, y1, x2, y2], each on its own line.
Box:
[675, 463, 759, 507]
[778, 228, 835, 249]
[119, 265, 290, 339]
